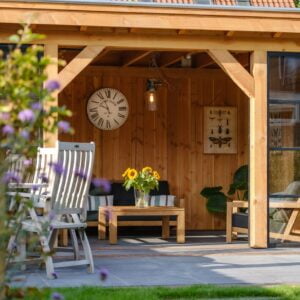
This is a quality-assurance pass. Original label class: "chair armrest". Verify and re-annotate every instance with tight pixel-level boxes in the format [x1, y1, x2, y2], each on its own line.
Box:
[8, 183, 48, 189]
[175, 198, 184, 208]
[270, 199, 300, 209]
[230, 200, 249, 208]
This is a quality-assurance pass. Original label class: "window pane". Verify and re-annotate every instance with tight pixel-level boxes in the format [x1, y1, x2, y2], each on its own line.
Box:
[269, 150, 300, 196]
[269, 55, 300, 101]
[269, 103, 300, 148]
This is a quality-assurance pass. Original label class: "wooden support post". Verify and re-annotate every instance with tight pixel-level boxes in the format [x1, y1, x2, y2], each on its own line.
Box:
[43, 44, 58, 147]
[249, 50, 268, 249]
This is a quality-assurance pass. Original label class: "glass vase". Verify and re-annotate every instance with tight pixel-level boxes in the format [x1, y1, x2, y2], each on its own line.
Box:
[134, 189, 150, 208]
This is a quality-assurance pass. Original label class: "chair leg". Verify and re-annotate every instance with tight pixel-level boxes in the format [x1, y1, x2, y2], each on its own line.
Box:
[40, 235, 55, 279]
[70, 229, 80, 260]
[78, 229, 94, 274]
[226, 202, 233, 243]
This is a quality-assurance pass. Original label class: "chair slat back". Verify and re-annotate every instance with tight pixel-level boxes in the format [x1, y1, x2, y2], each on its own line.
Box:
[33, 147, 57, 196]
[50, 142, 95, 218]
[6, 154, 35, 183]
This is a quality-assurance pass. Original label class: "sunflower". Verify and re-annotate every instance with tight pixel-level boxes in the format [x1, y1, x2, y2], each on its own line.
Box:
[142, 166, 153, 174]
[128, 168, 138, 180]
[122, 168, 131, 178]
[153, 171, 160, 180]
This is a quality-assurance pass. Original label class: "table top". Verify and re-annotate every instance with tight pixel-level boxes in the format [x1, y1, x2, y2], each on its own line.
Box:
[99, 206, 184, 215]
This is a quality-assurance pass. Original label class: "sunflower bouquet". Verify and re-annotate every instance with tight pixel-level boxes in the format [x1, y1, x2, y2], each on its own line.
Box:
[122, 166, 160, 194]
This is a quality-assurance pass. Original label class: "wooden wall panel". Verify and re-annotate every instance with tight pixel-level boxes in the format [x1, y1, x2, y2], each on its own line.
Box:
[59, 67, 249, 230]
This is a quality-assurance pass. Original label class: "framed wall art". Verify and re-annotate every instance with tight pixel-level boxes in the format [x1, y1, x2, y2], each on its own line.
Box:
[203, 106, 237, 154]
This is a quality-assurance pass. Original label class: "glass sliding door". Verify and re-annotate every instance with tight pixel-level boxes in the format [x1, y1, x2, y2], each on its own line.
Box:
[268, 53, 300, 245]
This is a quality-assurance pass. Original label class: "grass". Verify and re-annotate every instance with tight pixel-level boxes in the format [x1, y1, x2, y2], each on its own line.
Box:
[19, 285, 300, 300]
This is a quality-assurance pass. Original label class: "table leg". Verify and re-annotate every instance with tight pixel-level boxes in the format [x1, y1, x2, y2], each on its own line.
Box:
[98, 208, 106, 240]
[109, 213, 118, 244]
[177, 211, 185, 243]
[162, 216, 170, 239]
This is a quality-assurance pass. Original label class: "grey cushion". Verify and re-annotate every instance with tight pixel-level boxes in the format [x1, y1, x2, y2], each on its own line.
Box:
[149, 195, 175, 206]
[87, 195, 113, 211]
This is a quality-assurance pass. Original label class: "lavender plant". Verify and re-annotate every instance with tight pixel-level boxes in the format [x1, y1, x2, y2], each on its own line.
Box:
[0, 24, 71, 299]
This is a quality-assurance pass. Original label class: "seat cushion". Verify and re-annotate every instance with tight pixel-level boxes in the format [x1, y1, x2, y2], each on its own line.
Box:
[150, 181, 170, 196]
[232, 212, 248, 228]
[87, 195, 114, 211]
[149, 195, 175, 206]
[111, 182, 135, 206]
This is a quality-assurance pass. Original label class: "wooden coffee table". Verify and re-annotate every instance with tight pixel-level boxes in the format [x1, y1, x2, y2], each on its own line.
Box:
[98, 206, 185, 244]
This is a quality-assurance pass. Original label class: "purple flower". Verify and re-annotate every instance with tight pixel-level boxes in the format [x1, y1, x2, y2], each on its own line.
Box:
[74, 169, 87, 180]
[20, 130, 30, 140]
[48, 211, 56, 222]
[49, 161, 65, 176]
[58, 121, 71, 133]
[2, 171, 21, 184]
[51, 292, 64, 300]
[0, 112, 10, 120]
[2, 124, 14, 135]
[99, 268, 109, 281]
[51, 272, 58, 279]
[31, 184, 39, 191]
[39, 173, 49, 183]
[92, 178, 111, 193]
[18, 109, 35, 123]
[23, 159, 32, 167]
[31, 102, 43, 111]
[45, 80, 60, 92]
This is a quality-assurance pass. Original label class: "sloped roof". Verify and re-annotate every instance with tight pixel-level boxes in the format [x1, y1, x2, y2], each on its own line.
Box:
[8, 0, 298, 8]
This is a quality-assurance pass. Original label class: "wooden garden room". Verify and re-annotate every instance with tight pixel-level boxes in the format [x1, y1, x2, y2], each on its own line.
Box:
[1, 0, 300, 249]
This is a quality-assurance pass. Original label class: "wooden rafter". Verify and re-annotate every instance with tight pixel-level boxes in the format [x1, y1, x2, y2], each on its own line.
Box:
[80, 26, 88, 32]
[122, 51, 152, 67]
[207, 49, 254, 98]
[58, 45, 106, 92]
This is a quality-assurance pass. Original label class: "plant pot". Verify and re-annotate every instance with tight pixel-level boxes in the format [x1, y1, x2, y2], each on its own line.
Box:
[134, 189, 150, 208]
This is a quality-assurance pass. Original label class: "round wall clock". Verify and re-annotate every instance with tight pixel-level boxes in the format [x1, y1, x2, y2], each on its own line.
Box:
[86, 88, 129, 130]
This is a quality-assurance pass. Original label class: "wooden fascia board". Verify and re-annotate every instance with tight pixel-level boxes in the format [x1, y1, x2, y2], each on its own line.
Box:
[0, 32, 300, 52]
[207, 49, 254, 98]
[58, 45, 105, 92]
[0, 3, 300, 34]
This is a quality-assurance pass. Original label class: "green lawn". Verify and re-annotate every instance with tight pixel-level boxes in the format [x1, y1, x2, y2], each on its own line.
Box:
[19, 285, 300, 300]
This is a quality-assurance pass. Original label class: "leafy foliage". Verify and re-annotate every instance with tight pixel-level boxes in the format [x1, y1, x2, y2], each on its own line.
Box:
[200, 165, 248, 214]
[0, 24, 72, 297]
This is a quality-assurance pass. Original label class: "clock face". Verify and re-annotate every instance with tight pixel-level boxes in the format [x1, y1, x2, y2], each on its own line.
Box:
[86, 88, 129, 130]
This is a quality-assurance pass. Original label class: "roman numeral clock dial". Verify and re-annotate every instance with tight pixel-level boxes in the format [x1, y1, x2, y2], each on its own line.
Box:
[87, 88, 129, 130]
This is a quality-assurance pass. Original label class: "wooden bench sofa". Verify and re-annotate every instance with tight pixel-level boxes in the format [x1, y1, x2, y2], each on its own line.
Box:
[86, 181, 184, 237]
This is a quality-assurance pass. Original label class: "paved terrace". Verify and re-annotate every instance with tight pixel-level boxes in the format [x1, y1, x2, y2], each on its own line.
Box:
[12, 230, 300, 288]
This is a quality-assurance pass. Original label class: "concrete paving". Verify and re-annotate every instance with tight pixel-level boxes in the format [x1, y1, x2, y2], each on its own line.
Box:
[10, 230, 300, 288]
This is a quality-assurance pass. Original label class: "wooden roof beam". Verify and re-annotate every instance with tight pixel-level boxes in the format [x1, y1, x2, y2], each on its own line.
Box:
[122, 51, 152, 67]
[207, 49, 254, 98]
[80, 26, 88, 32]
[58, 45, 106, 92]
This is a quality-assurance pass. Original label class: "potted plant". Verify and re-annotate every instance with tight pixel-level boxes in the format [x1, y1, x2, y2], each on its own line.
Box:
[122, 167, 160, 208]
[200, 165, 248, 213]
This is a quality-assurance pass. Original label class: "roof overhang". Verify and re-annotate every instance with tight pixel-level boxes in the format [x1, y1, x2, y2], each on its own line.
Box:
[0, 1, 300, 34]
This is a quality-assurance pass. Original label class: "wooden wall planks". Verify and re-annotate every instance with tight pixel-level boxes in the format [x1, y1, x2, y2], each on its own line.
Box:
[59, 67, 249, 230]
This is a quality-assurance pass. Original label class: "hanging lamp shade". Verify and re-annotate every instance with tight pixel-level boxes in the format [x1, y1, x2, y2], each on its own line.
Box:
[145, 79, 158, 111]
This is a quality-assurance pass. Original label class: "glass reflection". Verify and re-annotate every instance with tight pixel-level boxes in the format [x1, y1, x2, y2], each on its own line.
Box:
[269, 103, 300, 148]
[269, 55, 300, 101]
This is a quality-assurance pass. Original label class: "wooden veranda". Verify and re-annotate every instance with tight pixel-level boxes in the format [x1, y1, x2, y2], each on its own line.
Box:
[1, 0, 300, 248]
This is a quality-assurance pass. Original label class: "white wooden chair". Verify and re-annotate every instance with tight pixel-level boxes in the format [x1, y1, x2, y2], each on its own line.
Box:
[9, 142, 95, 279]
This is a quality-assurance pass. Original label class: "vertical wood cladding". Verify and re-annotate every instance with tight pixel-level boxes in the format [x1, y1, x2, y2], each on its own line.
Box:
[59, 67, 249, 230]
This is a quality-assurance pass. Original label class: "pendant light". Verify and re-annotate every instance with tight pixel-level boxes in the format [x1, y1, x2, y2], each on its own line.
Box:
[145, 79, 158, 111]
